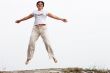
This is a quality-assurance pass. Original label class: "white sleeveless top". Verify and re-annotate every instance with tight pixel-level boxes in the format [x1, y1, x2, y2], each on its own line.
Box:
[32, 9, 48, 25]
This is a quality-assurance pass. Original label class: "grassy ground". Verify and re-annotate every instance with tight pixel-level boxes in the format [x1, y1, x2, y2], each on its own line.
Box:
[62, 67, 110, 73]
[0, 67, 110, 73]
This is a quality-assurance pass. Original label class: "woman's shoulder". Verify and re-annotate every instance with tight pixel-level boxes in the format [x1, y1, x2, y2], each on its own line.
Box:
[42, 9, 49, 14]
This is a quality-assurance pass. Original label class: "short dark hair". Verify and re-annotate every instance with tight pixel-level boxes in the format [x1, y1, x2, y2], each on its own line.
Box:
[36, 1, 44, 7]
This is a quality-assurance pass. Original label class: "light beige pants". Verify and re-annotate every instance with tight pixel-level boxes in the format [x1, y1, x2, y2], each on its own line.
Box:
[27, 25, 55, 61]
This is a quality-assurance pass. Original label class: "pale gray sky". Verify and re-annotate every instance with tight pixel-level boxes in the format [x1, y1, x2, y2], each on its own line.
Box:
[0, 0, 110, 71]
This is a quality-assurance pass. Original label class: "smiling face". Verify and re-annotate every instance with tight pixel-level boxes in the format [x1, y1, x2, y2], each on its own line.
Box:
[36, 1, 44, 10]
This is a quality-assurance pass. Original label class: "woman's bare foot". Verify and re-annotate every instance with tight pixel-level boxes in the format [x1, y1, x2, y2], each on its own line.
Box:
[52, 57, 58, 63]
[25, 59, 30, 65]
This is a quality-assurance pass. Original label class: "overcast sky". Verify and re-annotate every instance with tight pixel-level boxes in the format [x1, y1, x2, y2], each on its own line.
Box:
[0, 0, 110, 71]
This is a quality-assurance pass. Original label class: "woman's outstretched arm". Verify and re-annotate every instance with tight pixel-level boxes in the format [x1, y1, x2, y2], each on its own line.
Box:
[15, 13, 34, 23]
[47, 13, 67, 22]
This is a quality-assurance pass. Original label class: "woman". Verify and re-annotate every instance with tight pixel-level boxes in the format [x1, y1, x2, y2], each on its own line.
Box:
[15, 1, 67, 65]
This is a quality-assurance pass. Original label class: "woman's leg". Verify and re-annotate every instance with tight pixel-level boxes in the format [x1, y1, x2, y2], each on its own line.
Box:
[25, 26, 40, 64]
[40, 26, 57, 63]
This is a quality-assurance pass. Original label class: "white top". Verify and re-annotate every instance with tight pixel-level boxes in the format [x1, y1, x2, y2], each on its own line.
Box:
[32, 9, 48, 25]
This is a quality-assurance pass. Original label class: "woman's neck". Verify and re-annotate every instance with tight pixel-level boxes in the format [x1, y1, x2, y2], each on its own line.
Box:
[38, 8, 43, 11]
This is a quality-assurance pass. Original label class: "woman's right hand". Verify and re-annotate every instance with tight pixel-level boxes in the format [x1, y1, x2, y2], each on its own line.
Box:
[15, 20, 21, 23]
